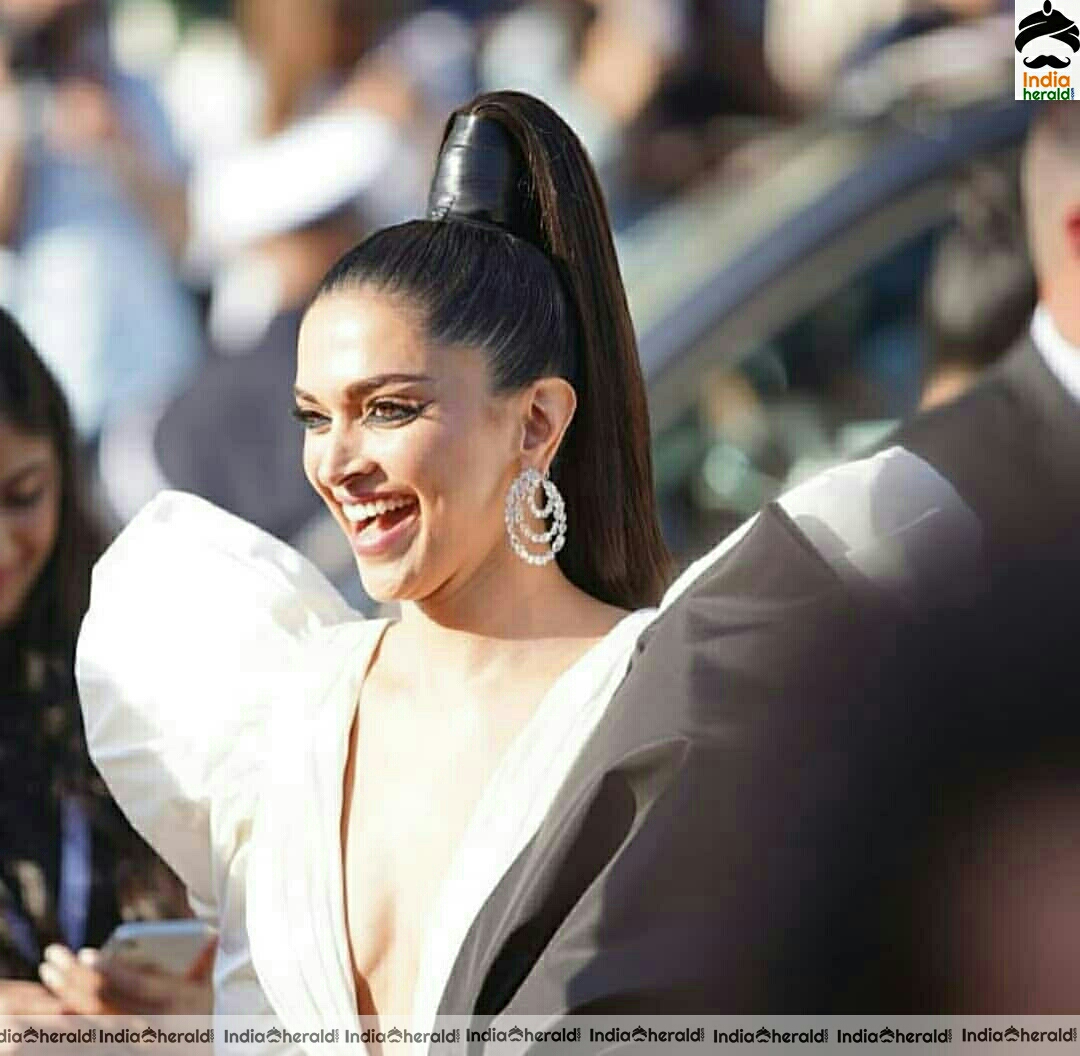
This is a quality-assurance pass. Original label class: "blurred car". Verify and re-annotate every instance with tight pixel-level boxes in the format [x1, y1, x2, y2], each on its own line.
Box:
[621, 17, 1029, 570]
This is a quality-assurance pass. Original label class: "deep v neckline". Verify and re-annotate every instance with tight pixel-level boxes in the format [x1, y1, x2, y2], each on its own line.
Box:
[332, 612, 646, 1027]
[334, 617, 395, 1023]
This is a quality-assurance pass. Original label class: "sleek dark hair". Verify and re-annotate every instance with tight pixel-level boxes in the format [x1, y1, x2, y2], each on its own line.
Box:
[0, 313, 188, 956]
[0, 307, 104, 686]
[315, 91, 673, 608]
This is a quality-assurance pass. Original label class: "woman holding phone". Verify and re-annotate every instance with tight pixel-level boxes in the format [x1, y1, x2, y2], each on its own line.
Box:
[0, 309, 210, 1017]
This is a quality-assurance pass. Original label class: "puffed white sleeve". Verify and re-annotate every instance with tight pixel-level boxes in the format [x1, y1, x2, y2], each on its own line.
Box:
[75, 491, 358, 917]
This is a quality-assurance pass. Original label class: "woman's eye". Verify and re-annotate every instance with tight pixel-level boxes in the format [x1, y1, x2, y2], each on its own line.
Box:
[291, 401, 425, 429]
[290, 407, 330, 430]
[365, 400, 423, 424]
[3, 488, 44, 510]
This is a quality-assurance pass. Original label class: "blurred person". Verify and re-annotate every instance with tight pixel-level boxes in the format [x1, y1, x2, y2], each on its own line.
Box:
[699, 101, 1080, 1017]
[817, 109, 1080, 1008]
[73, 88, 983, 1039]
[236, 0, 368, 137]
[136, 0, 400, 350]
[764, 0, 1004, 108]
[191, 0, 400, 334]
[574, 0, 686, 130]
[0, 309, 210, 1018]
[173, 0, 475, 343]
[476, 0, 626, 174]
[622, 0, 799, 202]
[0, 0, 202, 440]
[477, 0, 791, 218]
[100, 0, 471, 545]
[138, 0, 392, 547]
[478, 0, 698, 209]
[898, 102, 1080, 562]
[919, 163, 1036, 410]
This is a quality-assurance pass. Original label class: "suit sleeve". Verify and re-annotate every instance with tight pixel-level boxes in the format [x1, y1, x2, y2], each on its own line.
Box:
[464, 447, 982, 1032]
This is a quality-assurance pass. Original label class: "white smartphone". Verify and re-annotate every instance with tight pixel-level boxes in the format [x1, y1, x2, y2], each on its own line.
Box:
[100, 920, 216, 976]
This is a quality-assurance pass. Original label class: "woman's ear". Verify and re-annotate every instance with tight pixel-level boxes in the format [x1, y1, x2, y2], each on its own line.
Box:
[519, 377, 577, 467]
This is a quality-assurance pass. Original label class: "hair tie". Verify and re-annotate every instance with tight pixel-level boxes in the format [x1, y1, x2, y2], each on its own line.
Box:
[426, 113, 537, 245]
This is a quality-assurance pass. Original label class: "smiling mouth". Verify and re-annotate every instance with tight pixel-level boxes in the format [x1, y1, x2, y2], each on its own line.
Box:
[343, 498, 419, 539]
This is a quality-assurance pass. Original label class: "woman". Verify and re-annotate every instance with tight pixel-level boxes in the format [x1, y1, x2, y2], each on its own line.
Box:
[0, 0, 202, 440]
[0, 308, 209, 1016]
[72, 90, 672, 1038]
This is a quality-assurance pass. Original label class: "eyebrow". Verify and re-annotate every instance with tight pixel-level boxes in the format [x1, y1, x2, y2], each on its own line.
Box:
[293, 373, 436, 404]
[0, 459, 50, 489]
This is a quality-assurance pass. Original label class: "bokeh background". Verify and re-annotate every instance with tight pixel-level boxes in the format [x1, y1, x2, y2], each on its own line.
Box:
[0, 0, 1026, 614]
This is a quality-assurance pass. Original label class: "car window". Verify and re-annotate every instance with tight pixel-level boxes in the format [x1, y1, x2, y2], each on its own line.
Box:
[653, 224, 942, 567]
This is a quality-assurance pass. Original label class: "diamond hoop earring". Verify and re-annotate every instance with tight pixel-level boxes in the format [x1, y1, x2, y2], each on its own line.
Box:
[504, 467, 566, 566]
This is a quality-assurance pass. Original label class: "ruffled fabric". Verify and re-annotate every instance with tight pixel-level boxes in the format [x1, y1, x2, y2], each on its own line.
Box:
[75, 490, 358, 1018]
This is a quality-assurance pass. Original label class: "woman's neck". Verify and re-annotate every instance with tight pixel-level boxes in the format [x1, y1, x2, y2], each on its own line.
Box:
[385, 559, 626, 686]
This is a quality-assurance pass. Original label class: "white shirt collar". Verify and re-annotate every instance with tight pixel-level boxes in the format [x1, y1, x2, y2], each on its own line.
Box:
[1030, 304, 1080, 405]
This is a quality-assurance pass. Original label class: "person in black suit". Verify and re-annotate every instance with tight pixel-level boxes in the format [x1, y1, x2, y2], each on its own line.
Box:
[900, 102, 1080, 561]
[868, 103, 1080, 1012]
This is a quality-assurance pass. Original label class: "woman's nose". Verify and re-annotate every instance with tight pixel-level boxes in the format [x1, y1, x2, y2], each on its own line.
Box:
[316, 423, 376, 491]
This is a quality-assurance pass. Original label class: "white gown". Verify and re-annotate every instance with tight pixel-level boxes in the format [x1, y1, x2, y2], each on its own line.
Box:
[75, 447, 979, 1055]
[74, 490, 658, 1054]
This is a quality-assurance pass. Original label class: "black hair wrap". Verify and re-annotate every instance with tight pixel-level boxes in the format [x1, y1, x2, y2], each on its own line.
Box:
[426, 113, 541, 248]
[425, 111, 583, 394]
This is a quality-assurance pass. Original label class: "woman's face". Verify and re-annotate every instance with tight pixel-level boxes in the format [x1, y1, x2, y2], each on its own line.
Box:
[0, 419, 61, 630]
[296, 287, 526, 604]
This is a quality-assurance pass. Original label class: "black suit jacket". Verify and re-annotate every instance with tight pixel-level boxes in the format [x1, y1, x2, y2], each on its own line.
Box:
[896, 335, 1080, 563]
[432, 503, 914, 1044]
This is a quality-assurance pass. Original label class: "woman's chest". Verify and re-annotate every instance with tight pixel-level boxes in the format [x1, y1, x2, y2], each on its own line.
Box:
[339, 688, 533, 1020]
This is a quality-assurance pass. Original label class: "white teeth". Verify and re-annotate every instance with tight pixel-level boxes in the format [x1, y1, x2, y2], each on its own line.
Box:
[342, 496, 415, 523]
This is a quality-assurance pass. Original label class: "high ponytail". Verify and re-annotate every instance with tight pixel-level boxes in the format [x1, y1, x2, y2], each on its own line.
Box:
[317, 90, 673, 608]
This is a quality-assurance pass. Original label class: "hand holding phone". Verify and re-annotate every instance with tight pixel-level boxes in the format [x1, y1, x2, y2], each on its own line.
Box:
[38, 923, 216, 1020]
[100, 920, 217, 977]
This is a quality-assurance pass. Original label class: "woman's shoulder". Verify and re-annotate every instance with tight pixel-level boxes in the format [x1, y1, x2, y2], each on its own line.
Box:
[75, 491, 362, 909]
[82, 491, 356, 656]
[79, 489, 366, 750]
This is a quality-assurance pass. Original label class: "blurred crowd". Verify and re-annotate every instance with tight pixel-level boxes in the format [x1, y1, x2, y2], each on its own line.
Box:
[0, 0, 1020, 571]
[6, 0, 1076, 1019]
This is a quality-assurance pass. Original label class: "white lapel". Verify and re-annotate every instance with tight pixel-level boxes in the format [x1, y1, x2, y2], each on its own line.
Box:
[246, 619, 392, 1054]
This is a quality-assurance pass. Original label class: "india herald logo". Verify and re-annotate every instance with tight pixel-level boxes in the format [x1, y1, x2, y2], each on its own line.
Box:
[1016, 1, 1080, 68]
